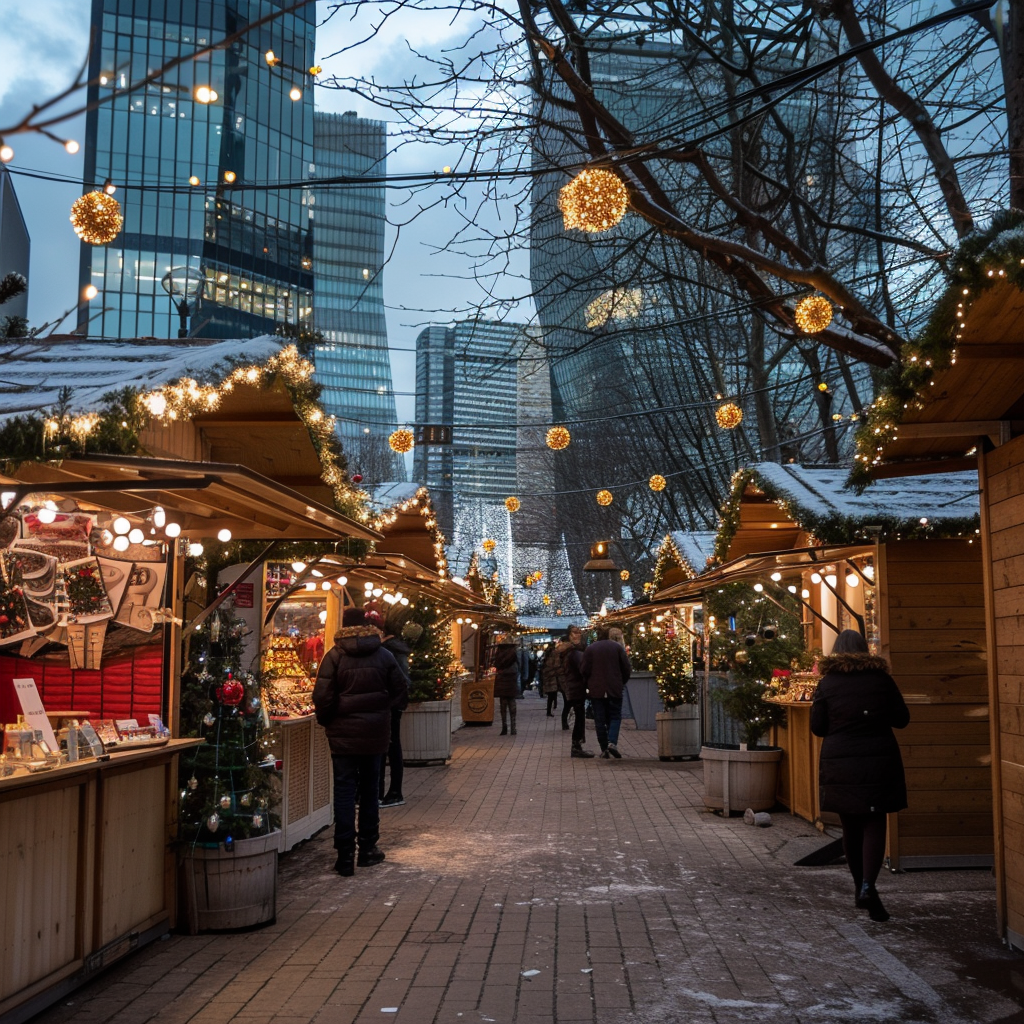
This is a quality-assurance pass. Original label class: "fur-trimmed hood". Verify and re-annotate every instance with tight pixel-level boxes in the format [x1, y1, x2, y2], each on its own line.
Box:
[819, 651, 890, 675]
[334, 624, 384, 656]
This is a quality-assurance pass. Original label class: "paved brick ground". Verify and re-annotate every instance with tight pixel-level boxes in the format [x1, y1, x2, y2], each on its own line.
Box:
[39, 693, 1024, 1024]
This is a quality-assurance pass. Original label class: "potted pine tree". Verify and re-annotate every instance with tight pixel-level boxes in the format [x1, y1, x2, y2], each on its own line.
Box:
[399, 606, 456, 765]
[178, 608, 280, 933]
[630, 628, 700, 755]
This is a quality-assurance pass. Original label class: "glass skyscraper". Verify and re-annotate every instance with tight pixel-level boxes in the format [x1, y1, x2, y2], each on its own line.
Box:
[311, 111, 402, 480]
[79, 0, 315, 339]
[413, 319, 524, 535]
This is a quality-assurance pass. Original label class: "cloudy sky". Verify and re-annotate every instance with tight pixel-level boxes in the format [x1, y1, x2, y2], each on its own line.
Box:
[0, 0, 532, 428]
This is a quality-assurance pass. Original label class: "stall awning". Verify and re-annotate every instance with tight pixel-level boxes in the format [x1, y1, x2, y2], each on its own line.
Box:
[652, 543, 874, 604]
[1, 455, 382, 543]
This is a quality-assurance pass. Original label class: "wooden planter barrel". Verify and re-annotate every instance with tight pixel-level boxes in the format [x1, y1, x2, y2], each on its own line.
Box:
[401, 699, 452, 765]
[656, 705, 701, 759]
[626, 673, 662, 731]
[181, 830, 279, 934]
[701, 746, 781, 816]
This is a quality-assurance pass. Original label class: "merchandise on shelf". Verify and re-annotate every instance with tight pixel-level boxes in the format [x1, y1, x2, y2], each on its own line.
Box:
[261, 636, 315, 718]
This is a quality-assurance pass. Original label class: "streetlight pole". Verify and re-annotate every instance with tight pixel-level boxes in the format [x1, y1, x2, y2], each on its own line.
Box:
[161, 266, 206, 339]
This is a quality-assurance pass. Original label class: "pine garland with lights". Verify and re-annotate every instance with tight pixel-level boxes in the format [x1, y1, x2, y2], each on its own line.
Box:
[179, 608, 278, 845]
[850, 209, 1024, 488]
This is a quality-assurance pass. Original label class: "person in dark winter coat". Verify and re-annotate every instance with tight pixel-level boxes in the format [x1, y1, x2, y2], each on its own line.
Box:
[811, 629, 910, 922]
[581, 626, 632, 758]
[539, 647, 560, 716]
[492, 640, 521, 735]
[379, 625, 414, 807]
[555, 625, 594, 757]
[313, 607, 408, 876]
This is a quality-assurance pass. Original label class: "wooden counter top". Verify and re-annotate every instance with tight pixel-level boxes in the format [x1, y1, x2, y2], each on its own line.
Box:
[0, 738, 203, 797]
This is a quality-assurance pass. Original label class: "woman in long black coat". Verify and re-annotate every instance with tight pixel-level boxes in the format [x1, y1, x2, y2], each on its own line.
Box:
[811, 629, 910, 922]
[492, 640, 521, 736]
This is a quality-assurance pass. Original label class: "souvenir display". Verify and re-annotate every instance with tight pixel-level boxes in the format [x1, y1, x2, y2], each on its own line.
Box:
[262, 637, 315, 718]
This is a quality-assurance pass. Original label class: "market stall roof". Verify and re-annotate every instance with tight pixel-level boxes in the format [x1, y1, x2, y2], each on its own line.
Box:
[717, 463, 979, 562]
[862, 282, 1024, 478]
[1, 454, 381, 542]
[653, 543, 874, 604]
[367, 483, 449, 575]
[651, 530, 716, 590]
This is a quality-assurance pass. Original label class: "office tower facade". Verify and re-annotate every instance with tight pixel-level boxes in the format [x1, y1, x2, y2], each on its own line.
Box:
[312, 111, 402, 480]
[79, 0, 315, 339]
[0, 167, 30, 321]
[413, 319, 523, 534]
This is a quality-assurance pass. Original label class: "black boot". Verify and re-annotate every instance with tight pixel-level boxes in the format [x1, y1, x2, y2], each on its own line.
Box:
[500, 725, 508, 736]
[334, 844, 355, 877]
[858, 883, 889, 922]
[357, 846, 386, 868]
[511, 723, 517, 735]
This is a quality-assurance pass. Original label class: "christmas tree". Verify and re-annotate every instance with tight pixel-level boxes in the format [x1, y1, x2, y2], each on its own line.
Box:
[388, 603, 455, 702]
[179, 607, 277, 845]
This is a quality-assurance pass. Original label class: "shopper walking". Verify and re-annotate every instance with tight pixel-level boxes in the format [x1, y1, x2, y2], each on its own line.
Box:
[540, 646, 560, 716]
[379, 621, 417, 808]
[582, 625, 632, 758]
[493, 637, 520, 735]
[555, 625, 594, 758]
[313, 607, 408, 876]
[811, 629, 910, 922]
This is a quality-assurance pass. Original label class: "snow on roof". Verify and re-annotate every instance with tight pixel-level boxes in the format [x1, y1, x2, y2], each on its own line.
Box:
[370, 481, 425, 510]
[668, 531, 717, 574]
[748, 463, 979, 523]
[0, 335, 285, 421]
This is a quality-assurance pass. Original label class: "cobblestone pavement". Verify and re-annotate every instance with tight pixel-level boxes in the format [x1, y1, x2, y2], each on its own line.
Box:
[40, 693, 1024, 1024]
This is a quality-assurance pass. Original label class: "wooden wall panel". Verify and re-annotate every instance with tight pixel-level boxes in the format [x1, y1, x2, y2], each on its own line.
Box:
[979, 433, 1024, 946]
[882, 540, 991, 866]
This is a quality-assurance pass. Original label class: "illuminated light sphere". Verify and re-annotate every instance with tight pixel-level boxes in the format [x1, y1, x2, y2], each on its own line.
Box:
[217, 528, 232, 542]
[289, 87, 303, 101]
[194, 85, 218, 103]
[596, 489, 613, 507]
[188, 542, 204, 557]
[794, 295, 833, 334]
[308, 65, 322, 76]
[113, 535, 130, 552]
[482, 538, 496, 554]
[649, 474, 666, 492]
[620, 570, 630, 582]
[70, 191, 123, 245]
[505, 496, 521, 513]
[64, 139, 80, 155]
[265, 50, 278, 65]
[128, 528, 145, 545]
[84, 284, 98, 300]
[165, 522, 182, 538]
[223, 170, 236, 183]
[715, 402, 743, 430]
[0, 145, 13, 163]
[112, 516, 132, 535]
[188, 175, 200, 186]
[36, 507, 57, 525]
[558, 168, 629, 234]
[546, 425, 571, 450]
[388, 428, 414, 454]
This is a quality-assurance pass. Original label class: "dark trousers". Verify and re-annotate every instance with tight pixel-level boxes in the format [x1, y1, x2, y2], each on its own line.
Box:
[332, 753, 382, 853]
[563, 698, 586, 745]
[839, 812, 888, 887]
[378, 708, 404, 799]
[592, 696, 623, 751]
[546, 691, 559, 714]
[499, 696, 517, 728]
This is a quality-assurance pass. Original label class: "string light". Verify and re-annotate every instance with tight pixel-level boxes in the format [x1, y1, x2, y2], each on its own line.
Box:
[546, 426, 571, 450]
[558, 168, 629, 233]
[482, 539, 496, 554]
[795, 295, 834, 334]
[505, 497, 520, 513]
[715, 402, 743, 430]
[70, 191, 123, 245]
[388, 429, 414, 453]
[649, 474, 667, 492]
[596, 489, 613, 506]
[0, 145, 13, 163]
[620, 570, 630, 581]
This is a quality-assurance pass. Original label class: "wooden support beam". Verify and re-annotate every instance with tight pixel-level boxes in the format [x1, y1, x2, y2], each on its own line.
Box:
[895, 421, 1004, 439]
[870, 456, 978, 479]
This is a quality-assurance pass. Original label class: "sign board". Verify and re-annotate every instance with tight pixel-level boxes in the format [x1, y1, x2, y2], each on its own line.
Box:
[13, 677, 59, 751]
[416, 424, 453, 445]
[234, 583, 254, 608]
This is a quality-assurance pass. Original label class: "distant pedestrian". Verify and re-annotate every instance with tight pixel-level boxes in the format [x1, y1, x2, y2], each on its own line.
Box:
[582, 625, 632, 758]
[493, 638, 520, 736]
[313, 608, 408, 876]
[539, 646, 560, 716]
[555, 625, 594, 758]
[516, 642, 530, 695]
[811, 630, 910, 922]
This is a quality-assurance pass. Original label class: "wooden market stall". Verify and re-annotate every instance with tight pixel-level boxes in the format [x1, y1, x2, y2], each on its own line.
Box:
[654, 463, 989, 869]
[0, 339, 382, 1015]
[855, 273, 1024, 946]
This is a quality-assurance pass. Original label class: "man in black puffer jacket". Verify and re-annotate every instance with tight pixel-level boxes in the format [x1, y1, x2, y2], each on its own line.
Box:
[314, 607, 408, 876]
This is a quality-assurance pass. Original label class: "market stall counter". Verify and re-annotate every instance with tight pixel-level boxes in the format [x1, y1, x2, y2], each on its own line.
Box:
[0, 739, 201, 1024]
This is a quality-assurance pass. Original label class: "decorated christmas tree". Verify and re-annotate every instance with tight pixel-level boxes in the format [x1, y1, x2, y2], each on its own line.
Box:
[179, 607, 277, 845]
[390, 603, 456, 702]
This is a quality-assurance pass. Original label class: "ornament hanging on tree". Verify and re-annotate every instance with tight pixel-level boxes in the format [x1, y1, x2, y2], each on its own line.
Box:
[252, 814, 264, 828]
[240, 792, 252, 807]
[217, 673, 245, 706]
[351, 473, 363, 484]
[558, 168, 629, 233]
[248, 696, 261, 714]
[188, 775, 199, 790]
[388, 429, 414, 453]
[206, 812, 220, 832]
[202, 712, 215, 727]
[715, 403, 743, 430]
[794, 295, 833, 334]
[219, 793, 232, 809]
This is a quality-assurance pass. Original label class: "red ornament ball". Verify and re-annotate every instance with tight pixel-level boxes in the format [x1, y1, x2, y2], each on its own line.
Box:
[351, 473, 363, 484]
[217, 677, 245, 706]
